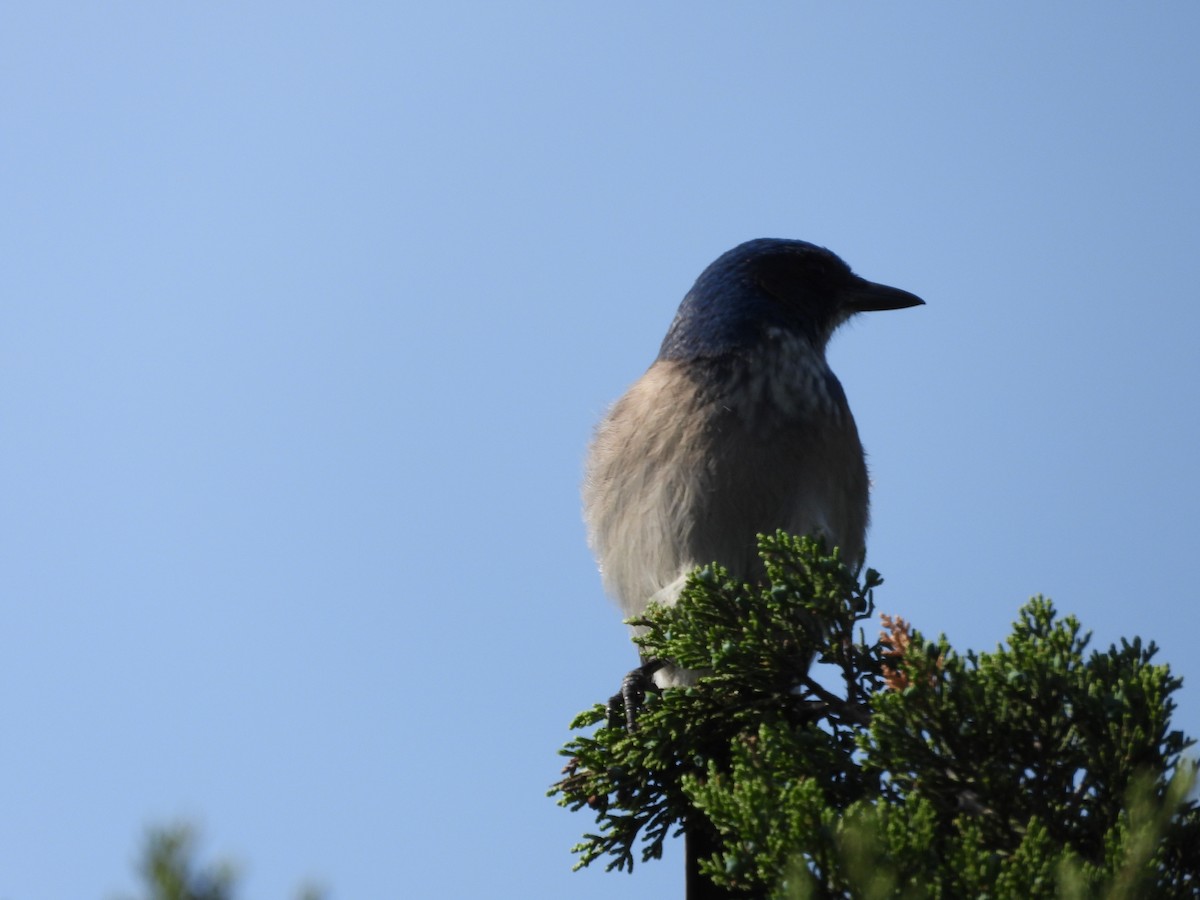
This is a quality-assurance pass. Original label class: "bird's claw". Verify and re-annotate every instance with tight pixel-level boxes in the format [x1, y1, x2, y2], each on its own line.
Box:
[606, 659, 666, 731]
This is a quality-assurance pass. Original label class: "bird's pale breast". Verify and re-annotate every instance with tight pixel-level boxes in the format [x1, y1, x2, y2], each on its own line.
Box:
[583, 340, 868, 620]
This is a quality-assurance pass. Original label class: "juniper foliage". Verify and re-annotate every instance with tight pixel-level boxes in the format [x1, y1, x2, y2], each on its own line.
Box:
[551, 533, 1199, 898]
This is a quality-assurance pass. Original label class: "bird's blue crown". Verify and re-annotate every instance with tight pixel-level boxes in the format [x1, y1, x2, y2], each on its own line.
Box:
[656, 238, 854, 363]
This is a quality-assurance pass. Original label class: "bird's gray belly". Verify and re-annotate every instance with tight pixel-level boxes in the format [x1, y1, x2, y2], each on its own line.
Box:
[683, 406, 868, 581]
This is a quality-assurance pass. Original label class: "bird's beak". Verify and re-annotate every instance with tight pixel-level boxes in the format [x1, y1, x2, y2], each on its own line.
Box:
[842, 277, 925, 313]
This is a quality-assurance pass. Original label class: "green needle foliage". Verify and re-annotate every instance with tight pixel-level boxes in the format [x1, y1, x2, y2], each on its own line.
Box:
[550, 533, 1199, 898]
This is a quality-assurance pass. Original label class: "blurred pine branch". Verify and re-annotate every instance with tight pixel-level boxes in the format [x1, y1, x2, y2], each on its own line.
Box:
[112, 823, 325, 900]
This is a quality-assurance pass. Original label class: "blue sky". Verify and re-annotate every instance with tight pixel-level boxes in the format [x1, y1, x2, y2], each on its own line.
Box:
[3, 3, 1198, 897]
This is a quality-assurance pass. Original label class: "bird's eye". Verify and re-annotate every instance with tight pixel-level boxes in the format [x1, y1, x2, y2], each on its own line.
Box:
[755, 253, 836, 305]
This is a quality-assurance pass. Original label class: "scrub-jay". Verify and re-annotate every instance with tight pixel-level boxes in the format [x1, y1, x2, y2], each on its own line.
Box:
[583, 238, 923, 688]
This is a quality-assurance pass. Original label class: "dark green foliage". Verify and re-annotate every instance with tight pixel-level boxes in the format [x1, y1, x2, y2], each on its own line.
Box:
[863, 599, 1198, 898]
[550, 533, 1199, 898]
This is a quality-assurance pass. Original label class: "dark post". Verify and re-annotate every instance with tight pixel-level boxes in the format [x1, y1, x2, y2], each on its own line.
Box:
[685, 823, 736, 900]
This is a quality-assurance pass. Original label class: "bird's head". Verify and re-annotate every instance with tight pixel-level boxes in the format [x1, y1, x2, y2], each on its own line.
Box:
[657, 238, 923, 362]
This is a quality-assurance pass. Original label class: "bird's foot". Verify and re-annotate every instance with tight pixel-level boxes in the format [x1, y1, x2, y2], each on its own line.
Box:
[606, 659, 666, 731]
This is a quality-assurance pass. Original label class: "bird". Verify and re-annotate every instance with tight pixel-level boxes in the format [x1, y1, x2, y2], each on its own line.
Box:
[583, 238, 923, 688]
